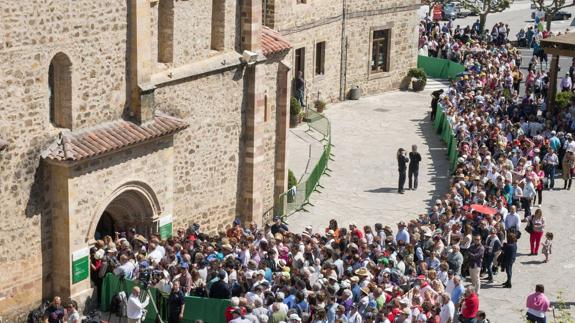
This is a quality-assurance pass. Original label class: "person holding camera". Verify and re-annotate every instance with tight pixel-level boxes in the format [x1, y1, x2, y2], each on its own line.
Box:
[397, 148, 409, 194]
[168, 280, 186, 323]
[127, 286, 150, 323]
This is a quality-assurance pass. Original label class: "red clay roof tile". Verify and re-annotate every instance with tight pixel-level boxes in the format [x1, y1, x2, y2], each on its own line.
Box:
[261, 26, 292, 56]
[42, 114, 188, 162]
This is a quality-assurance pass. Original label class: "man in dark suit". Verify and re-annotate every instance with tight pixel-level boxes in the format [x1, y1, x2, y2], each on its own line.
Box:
[409, 145, 422, 190]
[209, 271, 231, 299]
[430, 89, 444, 121]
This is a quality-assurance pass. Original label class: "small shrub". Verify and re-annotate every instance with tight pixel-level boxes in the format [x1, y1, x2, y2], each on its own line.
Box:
[290, 97, 302, 116]
[288, 169, 297, 188]
[407, 68, 427, 87]
[556, 91, 573, 110]
[287, 169, 298, 203]
[314, 100, 327, 111]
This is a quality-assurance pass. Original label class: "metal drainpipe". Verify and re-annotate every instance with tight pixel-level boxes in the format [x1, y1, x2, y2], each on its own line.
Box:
[339, 0, 347, 101]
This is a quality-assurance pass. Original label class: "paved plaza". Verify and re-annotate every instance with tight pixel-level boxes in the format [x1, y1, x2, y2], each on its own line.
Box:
[287, 88, 575, 322]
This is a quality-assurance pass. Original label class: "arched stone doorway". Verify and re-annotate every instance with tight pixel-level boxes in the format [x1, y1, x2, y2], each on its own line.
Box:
[88, 181, 162, 242]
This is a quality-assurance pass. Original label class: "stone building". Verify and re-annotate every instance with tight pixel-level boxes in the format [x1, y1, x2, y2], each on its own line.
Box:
[0, 0, 292, 318]
[263, 0, 420, 103]
[0, 0, 418, 319]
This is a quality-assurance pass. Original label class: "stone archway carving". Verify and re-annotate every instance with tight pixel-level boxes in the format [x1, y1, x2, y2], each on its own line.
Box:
[86, 181, 161, 242]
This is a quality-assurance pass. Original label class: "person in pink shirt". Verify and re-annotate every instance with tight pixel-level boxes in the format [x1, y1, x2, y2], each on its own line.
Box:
[526, 284, 550, 323]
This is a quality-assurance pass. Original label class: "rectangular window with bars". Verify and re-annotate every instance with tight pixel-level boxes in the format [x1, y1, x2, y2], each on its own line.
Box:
[315, 41, 325, 75]
[371, 29, 391, 73]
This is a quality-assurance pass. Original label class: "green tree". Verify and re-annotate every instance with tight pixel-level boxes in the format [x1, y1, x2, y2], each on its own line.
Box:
[531, 0, 575, 31]
[460, 0, 514, 32]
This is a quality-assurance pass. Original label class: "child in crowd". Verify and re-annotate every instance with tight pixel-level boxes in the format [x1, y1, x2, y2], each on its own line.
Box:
[476, 310, 491, 323]
[541, 232, 553, 263]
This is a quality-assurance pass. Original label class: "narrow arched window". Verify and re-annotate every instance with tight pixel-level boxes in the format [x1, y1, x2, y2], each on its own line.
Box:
[49, 53, 73, 128]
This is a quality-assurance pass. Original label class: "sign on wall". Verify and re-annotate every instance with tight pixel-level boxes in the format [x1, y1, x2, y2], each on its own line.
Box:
[72, 247, 90, 284]
[159, 215, 173, 240]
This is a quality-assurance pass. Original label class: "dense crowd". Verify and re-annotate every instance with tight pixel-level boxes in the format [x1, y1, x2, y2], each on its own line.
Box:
[42, 18, 575, 323]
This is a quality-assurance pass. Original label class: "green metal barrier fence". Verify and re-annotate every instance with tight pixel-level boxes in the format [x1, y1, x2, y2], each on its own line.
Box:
[100, 274, 230, 323]
[433, 103, 459, 172]
[275, 109, 332, 217]
[417, 55, 465, 80]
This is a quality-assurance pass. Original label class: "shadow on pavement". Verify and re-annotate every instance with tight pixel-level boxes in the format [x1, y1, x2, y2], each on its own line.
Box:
[411, 117, 450, 209]
[365, 187, 399, 194]
[520, 260, 545, 265]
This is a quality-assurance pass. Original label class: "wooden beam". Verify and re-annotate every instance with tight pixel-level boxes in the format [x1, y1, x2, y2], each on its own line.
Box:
[542, 47, 575, 57]
[548, 55, 559, 115]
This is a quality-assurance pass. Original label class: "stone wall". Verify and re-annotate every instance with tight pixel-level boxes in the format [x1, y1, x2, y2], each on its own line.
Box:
[150, 0, 239, 73]
[0, 0, 128, 318]
[153, 68, 245, 233]
[282, 22, 343, 103]
[267, 0, 420, 101]
[345, 2, 420, 96]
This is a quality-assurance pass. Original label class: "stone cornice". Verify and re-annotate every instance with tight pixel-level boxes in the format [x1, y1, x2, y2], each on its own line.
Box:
[278, 4, 420, 36]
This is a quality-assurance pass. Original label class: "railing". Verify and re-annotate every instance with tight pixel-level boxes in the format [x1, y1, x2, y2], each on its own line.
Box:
[100, 273, 230, 323]
[275, 108, 332, 218]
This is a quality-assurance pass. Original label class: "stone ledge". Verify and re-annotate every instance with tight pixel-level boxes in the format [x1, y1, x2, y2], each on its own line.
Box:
[151, 51, 245, 87]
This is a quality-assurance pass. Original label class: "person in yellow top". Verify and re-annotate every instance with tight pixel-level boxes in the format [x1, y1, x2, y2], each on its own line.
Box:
[512, 67, 523, 92]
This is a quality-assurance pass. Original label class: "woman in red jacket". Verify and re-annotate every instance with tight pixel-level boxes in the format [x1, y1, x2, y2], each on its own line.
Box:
[459, 286, 479, 323]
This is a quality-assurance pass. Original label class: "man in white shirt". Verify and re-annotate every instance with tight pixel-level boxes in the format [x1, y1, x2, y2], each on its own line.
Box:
[521, 177, 536, 219]
[439, 293, 455, 323]
[127, 286, 150, 323]
[505, 205, 521, 234]
[113, 255, 136, 280]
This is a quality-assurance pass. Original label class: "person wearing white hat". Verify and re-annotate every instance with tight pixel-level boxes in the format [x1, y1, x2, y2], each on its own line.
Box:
[288, 313, 302, 322]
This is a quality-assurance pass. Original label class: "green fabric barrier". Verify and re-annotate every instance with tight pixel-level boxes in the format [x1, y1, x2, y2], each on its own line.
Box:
[182, 297, 230, 323]
[417, 55, 465, 80]
[100, 274, 230, 323]
[433, 103, 460, 173]
[434, 107, 445, 133]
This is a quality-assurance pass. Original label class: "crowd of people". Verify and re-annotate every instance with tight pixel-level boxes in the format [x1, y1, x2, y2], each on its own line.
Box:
[417, 17, 575, 323]
[41, 17, 575, 323]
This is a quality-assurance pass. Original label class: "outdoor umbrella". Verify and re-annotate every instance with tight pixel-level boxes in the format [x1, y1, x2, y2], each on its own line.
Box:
[470, 204, 497, 215]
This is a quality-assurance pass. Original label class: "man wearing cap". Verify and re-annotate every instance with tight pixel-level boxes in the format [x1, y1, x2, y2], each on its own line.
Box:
[178, 263, 192, 295]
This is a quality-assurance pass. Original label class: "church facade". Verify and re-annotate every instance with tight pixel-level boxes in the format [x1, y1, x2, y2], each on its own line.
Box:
[0, 0, 418, 318]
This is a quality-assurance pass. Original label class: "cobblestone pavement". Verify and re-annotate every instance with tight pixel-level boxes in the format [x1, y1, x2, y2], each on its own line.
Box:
[287, 89, 575, 322]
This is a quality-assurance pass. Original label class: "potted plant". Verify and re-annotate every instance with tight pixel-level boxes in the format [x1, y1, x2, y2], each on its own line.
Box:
[287, 169, 297, 203]
[407, 68, 427, 92]
[290, 96, 302, 128]
[314, 99, 327, 113]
